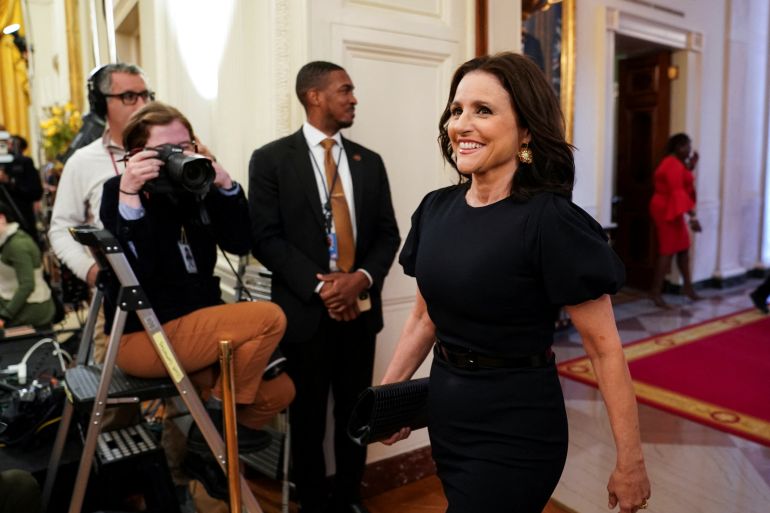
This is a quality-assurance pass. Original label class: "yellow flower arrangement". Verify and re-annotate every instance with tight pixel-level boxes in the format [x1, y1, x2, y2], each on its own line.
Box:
[40, 102, 82, 162]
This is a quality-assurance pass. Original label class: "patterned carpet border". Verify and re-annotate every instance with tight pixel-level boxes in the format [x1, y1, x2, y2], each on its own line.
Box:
[558, 309, 770, 446]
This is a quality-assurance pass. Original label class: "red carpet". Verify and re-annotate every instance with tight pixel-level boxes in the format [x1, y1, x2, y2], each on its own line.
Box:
[558, 309, 770, 446]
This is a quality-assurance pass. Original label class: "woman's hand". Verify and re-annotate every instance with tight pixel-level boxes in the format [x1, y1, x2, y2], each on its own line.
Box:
[687, 150, 699, 170]
[211, 161, 234, 190]
[193, 137, 233, 190]
[607, 460, 651, 512]
[380, 427, 411, 446]
[120, 149, 161, 207]
[689, 218, 702, 233]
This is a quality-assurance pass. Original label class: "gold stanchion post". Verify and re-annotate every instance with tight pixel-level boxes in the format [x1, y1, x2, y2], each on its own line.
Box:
[220, 340, 242, 512]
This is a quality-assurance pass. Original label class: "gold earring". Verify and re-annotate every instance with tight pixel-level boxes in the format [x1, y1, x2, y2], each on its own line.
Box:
[517, 143, 533, 164]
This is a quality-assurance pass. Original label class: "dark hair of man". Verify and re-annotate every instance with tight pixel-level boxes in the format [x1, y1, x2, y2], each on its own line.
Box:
[0, 201, 17, 223]
[11, 135, 28, 154]
[295, 61, 345, 109]
[438, 52, 575, 201]
[97, 62, 146, 95]
[123, 102, 195, 151]
[665, 133, 691, 155]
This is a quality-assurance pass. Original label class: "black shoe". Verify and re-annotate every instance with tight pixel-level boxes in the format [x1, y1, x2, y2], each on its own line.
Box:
[187, 407, 272, 454]
[750, 290, 769, 314]
[183, 450, 228, 501]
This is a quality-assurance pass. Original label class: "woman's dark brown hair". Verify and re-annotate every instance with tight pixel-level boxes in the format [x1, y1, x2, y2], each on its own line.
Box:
[122, 102, 195, 151]
[438, 52, 575, 200]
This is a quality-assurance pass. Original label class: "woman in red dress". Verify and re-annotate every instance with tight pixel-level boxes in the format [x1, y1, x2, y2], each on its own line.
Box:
[649, 133, 702, 307]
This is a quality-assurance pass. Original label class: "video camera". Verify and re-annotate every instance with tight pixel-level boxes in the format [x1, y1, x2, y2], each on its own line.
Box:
[142, 143, 215, 197]
[0, 130, 17, 166]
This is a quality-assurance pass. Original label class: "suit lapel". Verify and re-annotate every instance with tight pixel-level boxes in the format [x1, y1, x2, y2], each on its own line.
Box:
[289, 130, 325, 231]
[342, 136, 365, 231]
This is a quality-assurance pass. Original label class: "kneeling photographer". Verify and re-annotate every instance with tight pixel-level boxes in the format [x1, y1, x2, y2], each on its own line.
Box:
[99, 102, 295, 464]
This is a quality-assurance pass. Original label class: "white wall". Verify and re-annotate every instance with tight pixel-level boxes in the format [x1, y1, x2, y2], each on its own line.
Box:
[135, 0, 274, 187]
[718, 0, 769, 275]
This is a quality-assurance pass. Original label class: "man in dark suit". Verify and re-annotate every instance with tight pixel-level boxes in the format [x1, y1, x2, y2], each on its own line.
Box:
[249, 61, 400, 513]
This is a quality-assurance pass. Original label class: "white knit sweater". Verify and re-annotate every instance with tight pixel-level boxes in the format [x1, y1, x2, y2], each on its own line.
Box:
[48, 135, 124, 282]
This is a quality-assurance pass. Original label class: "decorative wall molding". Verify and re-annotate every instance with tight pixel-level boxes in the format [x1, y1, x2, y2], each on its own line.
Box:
[348, 0, 443, 19]
[336, 27, 456, 67]
[621, 0, 685, 18]
[605, 7, 701, 52]
[272, 0, 293, 138]
[687, 31, 703, 52]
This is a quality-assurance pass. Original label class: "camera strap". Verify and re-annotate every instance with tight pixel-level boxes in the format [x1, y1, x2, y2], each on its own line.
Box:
[177, 226, 198, 274]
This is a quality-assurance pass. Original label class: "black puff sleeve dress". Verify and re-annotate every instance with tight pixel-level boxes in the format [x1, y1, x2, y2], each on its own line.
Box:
[399, 185, 624, 513]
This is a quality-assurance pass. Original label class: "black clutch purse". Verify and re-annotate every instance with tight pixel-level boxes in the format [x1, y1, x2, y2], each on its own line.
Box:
[347, 377, 429, 446]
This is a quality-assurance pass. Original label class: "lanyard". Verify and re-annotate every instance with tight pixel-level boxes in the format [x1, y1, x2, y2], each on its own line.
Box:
[108, 150, 122, 176]
[308, 143, 345, 234]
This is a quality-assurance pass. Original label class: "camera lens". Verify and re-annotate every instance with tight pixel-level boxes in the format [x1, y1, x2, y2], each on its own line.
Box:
[164, 152, 215, 195]
[180, 159, 213, 193]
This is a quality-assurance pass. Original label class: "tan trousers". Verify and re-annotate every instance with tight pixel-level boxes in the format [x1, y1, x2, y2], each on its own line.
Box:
[93, 305, 109, 364]
[116, 301, 295, 429]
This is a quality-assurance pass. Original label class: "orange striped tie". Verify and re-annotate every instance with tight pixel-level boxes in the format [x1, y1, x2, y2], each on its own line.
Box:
[321, 138, 355, 272]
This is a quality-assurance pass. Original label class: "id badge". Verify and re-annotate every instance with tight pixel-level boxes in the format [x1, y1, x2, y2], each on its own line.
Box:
[178, 241, 198, 274]
[327, 232, 339, 260]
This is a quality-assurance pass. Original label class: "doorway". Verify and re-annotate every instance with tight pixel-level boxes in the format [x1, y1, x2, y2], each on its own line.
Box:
[612, 34, 675, 290]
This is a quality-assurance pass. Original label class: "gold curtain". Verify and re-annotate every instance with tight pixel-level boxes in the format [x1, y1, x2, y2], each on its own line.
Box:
[65, 0, 84, 113]
[0, 0, 30, 142]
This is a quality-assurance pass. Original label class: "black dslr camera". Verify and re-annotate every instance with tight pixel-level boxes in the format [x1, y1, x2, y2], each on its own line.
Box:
[143, 143, 215, 197]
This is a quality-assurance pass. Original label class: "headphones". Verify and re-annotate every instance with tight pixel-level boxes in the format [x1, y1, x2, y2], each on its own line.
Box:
[87, 65, 110, 118]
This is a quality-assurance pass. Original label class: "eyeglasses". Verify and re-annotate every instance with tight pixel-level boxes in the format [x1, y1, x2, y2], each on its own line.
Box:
[143, 142, 199, 154]
[174, 142, 198, 152]
[121, 142, 198, 162]
[104, 90, 155, 106]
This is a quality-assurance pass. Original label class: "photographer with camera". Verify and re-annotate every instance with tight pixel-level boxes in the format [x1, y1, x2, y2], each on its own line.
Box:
[99, 102, 295, 494]
[0, 130, 43, 245]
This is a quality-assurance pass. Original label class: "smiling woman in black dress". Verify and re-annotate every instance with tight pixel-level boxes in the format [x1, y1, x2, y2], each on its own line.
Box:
[381, 53, 651, 513]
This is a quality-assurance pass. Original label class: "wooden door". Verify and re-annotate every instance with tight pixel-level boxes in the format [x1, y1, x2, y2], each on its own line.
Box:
[613, 51, 671, 289]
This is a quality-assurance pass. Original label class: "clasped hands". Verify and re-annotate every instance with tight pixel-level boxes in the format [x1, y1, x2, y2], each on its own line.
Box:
[316, 271, 369, 322]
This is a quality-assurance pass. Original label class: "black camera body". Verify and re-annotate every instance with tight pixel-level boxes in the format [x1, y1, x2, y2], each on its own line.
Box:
[143, 143, 215, 197]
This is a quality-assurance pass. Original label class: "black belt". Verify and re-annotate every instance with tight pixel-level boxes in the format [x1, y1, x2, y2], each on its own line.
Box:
[434, 340, 554, 370]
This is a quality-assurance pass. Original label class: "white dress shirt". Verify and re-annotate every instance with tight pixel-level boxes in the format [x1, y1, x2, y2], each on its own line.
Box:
[302, 123, 372, 288]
